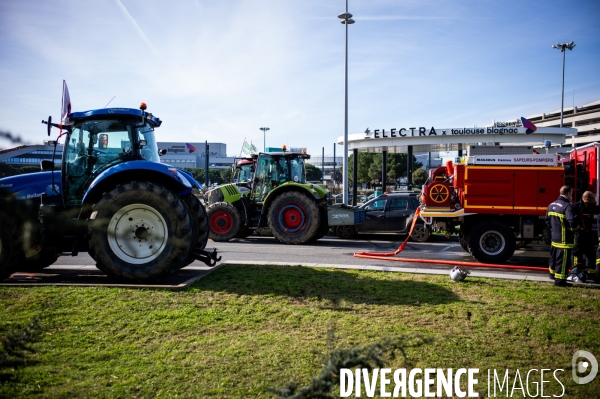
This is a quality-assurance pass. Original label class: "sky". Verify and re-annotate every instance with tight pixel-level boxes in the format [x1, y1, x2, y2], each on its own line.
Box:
[0, 0, 599, 157]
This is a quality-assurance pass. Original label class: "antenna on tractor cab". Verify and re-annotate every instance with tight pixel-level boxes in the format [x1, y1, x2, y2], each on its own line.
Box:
[104, 96, 116, 108]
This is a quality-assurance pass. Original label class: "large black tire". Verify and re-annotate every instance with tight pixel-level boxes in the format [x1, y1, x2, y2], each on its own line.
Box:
[311, 206, 330, 241]
[0, 211, 15, 280]
[459, 233, 469, 252]
[410, 223, 430, 242]
[336, 225, 356, 239]
[467, 220, 516, 263]
[88, 181, 194, 281]
[207, 202, 241, 242]
[180, 194, 210, 267]
[268, 192, 320, 244]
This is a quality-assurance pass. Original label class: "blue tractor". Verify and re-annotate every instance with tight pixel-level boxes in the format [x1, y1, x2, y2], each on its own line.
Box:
[0, 103, 218, 281]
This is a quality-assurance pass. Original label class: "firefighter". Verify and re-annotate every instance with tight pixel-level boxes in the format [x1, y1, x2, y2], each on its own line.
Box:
[545, 185, 577, 287]
[571, 191, 597, 282]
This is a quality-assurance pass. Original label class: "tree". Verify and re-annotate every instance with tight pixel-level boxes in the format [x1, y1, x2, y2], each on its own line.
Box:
[0, 162, 19, 177]
[181, 167, 205, 183]
[220, 167, 233, 183]
[306, 163, 322, 181]
[208, 169, 223, 185]
[18, 166, 41, 174]
[412, 168, 428, 186]
[344, 153, 423, 187]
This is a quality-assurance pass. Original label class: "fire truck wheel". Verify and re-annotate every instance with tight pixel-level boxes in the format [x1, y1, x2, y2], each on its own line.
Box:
[88, 181, 194, 281]
[0, 211, 15, 280]
[467, 220, 516, 263]
[459, 234, 469, 252]
[410, 223, 430, 242]
[207, 202, 241, 242]
[336, 225, 356, 239]
[268, 192, 320, 244]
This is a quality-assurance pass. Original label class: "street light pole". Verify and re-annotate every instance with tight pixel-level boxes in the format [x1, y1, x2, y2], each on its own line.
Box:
[552, 42, 576, 128]
[260, 127, 269, 151]
[338, 1, 354, 206]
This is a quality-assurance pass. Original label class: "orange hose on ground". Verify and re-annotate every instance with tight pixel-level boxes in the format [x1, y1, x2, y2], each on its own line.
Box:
[354, 207, 422, 257]
[353, 253, 548, 272]
[353, 206, 549, 272]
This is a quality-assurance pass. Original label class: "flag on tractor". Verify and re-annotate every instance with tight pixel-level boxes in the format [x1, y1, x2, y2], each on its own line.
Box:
[61, 80, 71, 125]
[241, 139, 258, 156]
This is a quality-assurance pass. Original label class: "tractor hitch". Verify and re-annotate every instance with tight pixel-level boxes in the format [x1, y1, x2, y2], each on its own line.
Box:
[193, 248, 221, 267]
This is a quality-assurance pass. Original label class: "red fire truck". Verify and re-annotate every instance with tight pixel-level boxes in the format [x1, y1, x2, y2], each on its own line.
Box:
[419, 143, 600, 263]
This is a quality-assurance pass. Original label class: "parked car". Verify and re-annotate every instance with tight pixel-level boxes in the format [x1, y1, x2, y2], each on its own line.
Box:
[333, 192, 430, 242]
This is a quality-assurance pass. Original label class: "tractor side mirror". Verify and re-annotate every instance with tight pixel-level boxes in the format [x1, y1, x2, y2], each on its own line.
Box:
[47, 140, 57, 146]
[40, 160, 54, 171]
[47, 116, 52, 136]
[139, 140, 147, 148]
[158, 149, 167, 156]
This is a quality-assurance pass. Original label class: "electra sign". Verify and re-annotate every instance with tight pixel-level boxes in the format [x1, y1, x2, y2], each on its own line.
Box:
[365, 127, 522, 139]
[365, 118, 538, 139]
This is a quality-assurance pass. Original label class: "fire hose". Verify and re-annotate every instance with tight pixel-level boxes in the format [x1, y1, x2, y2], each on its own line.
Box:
[353, 207, 549, 272]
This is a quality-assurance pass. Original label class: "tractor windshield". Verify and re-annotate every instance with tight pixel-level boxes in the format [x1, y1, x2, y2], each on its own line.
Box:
[289, 156, 307, 184]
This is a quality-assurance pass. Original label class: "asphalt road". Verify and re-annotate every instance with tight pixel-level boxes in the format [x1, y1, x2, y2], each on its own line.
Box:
[51, 232, 552, 279]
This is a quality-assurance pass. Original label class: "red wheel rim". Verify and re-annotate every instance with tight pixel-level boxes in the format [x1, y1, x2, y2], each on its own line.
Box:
[277, 203, 307, 234]
[210, 210, 234, 234]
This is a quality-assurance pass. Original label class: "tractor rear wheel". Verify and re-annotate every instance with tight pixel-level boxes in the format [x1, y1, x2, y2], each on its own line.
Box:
[467, 220, 515, 263]
[268, 192, 320, 244]
[88, 181, 194, 281]
[207, 202, 241, 242]
[181, 194, 210, 266]
[311, 206, 329, 241]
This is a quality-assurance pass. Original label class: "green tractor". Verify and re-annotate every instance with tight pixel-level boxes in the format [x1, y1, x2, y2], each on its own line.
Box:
[206, 149, 329, 244]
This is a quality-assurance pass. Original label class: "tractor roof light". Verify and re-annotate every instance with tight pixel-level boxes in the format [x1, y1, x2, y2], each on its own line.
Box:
[282, 145, 287, 151]
[139, 102, 147, 111]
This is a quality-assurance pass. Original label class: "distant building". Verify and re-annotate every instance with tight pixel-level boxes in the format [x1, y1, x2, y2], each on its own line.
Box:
[0, 141, 235, 171]
[157, 142, 234, 170]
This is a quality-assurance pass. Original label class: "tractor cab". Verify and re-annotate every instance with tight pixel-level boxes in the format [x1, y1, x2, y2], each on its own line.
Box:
[59, 107, 162, 205]
[250, 150, 309, 202]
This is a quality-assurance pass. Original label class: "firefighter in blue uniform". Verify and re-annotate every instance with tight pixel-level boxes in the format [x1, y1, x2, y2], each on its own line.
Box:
[571, 191, 596, 282]
[545, 185, 578, 287]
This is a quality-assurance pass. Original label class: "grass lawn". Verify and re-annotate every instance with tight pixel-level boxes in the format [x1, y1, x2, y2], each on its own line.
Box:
[1, 264, 599, 398]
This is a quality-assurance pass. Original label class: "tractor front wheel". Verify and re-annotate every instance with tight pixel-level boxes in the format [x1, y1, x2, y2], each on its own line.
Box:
[207, 202, 241, 242]
[268, 192, 320, 244]
[88, 181, 194, 281]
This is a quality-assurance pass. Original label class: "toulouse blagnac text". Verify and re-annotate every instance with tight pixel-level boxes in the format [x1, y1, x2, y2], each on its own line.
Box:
[368, 127, 519, 138]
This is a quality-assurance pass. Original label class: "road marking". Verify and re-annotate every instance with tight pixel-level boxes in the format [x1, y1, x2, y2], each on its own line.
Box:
[441, 246, 454, 251]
